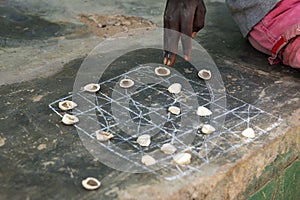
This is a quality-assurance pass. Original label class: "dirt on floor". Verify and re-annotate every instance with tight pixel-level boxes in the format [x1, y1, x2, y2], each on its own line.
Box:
[79, 14, 157, 38]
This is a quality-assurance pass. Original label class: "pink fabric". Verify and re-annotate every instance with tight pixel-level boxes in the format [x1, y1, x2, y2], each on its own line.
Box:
[248, 0, 300, 69]
[282, 36, 300, 67]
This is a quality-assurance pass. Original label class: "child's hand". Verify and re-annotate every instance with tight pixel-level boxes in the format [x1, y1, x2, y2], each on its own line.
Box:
[163, 0, 206, 66]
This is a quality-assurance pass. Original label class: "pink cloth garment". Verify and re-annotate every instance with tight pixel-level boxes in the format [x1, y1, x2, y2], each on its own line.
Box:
[248, 0, 300, 69]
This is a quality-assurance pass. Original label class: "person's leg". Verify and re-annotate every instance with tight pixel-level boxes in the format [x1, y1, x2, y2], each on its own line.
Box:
[248, 0, 300, 69]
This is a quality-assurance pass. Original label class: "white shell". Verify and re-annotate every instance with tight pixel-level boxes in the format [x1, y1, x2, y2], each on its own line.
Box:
[198, 69, 212, 80]
[201, 124, 216, 134]
[137, 134, 151, 147]
[58, 100, 77, 111]
[168, 83, 182, 94]
[168, 106, 181, 115]
[81, 177, 101, 190]
[173, 152, 192, 165]
[196, 106, 212, 116]
[83, 83, 100, 92]
[241, 128, 255, 138]
[96, 131, 114, 141]
[160, 143, 177, 154]
[155, 67, 171, 76]
[120, 79, 134, 88]
[141, 155, 156, 166]
[62, 114, 79, 125]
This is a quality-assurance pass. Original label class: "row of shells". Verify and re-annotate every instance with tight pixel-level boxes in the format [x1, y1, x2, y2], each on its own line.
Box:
[139, 127, 255, 167]
[142, 151, 192, 166]
[155, 66, 212, 80]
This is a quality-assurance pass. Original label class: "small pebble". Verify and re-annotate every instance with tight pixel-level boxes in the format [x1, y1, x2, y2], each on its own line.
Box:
[37, 144, 47, 150]
[121, 21, 131, 26]
[201, 124, 216, 134]
[241, 128, 255, 138]
[168, 106, 181, 115]
[137, 134, 151, 147]
[141, 155, 156, 166]
[160, 143, 177, 154]
[0, 137, 6, 147]
[173, 152, 192, 165]
[196, 106, 212, 116]
[168, 83, 182, 94]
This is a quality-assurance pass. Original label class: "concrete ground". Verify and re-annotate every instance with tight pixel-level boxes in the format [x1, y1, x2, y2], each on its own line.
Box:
[0, 0, 299, 199]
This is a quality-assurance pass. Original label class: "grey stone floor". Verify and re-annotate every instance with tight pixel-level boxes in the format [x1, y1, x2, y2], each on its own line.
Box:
[0, 0, 299, 200]
[0, 0, 165, 85]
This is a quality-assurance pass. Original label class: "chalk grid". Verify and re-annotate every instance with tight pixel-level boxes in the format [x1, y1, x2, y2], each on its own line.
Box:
[49, 65, 281, 180]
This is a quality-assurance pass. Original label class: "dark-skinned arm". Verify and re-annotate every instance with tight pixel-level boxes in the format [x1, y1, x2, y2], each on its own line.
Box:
[163, 0, 206, 66]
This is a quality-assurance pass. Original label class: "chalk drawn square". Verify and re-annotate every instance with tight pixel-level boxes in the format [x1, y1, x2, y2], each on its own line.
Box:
[49, 65, 281, 180]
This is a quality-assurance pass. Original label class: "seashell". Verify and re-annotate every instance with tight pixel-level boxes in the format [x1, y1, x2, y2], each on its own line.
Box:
[241, 128, 255, 138]
[168, 106, 181, 115]
[83, 83, 100, 92]
[58, 100, 77, 111]
[141, 155, 156, 166]
[196, 106, 212, 116]
[62, 114, 79, 125]
[160, 143, 177, 154]
[137, 134, 151, 147]
[173, 152, 192, 165]
[201, 124, 216, 134]
[155, 66, 171, 77]
[168, 83, 182, 94]
[119, 79, 134, 88]
[96, 130, 114, 141]
[198, 69, 212, 80]
[81, 177, 101, 190]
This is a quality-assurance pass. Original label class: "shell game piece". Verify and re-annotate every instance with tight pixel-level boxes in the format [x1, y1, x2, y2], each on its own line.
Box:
[196, 106, 212, 116]
[201, 124, 216, 134]
[81, 177, 101, 190]
[96, 131, 114, 141]
[160, 143, 177, 154]
[141, 155, 156, 166]
[62, 114, 79, 125]
[168, 106, 181, 115]
[155, 66, 171, 77]
[173, 152, 192, 165]
[168, 83, 182, 94]
[58, 100, 77, 111]
[198, 69, 212, 80]
[83, 83, 100, 92]
[120, 79, 134, 88]
[137, 134, 151, 147]
[241, 127, 255, 138]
